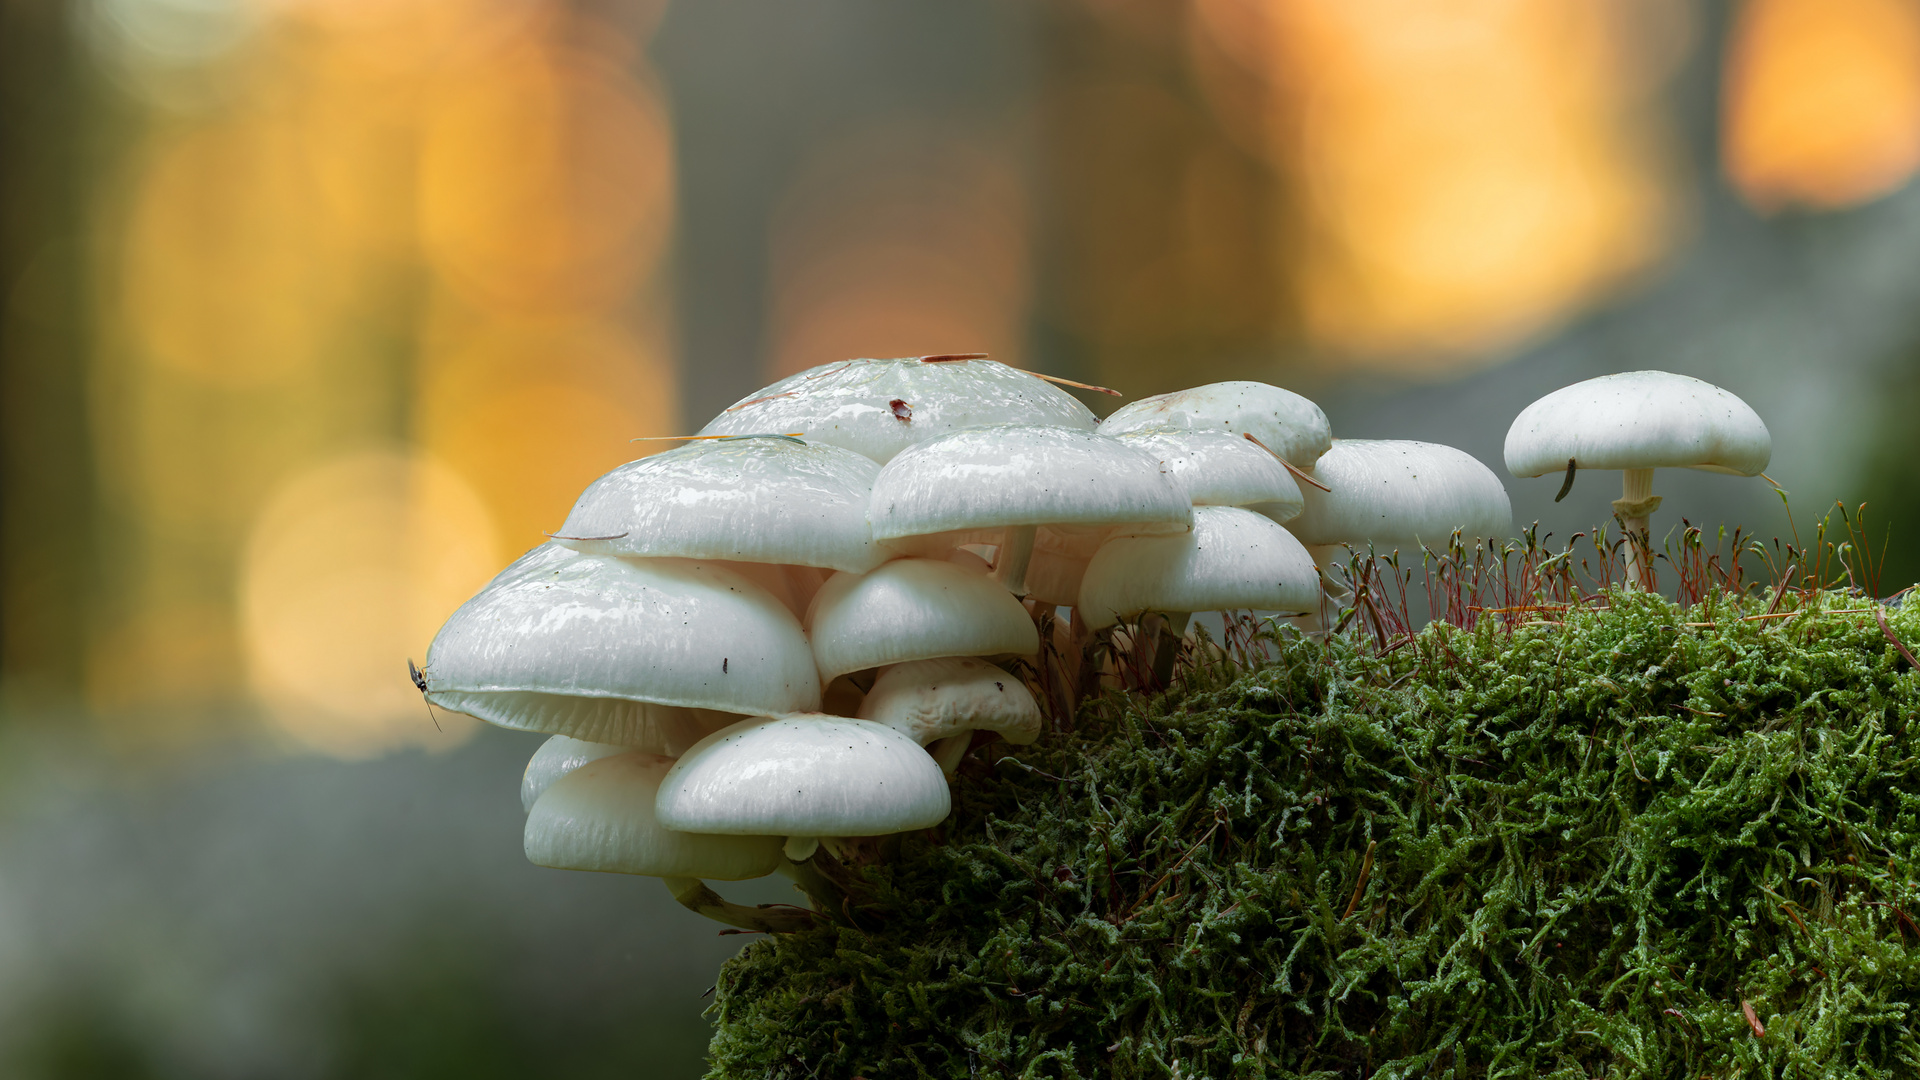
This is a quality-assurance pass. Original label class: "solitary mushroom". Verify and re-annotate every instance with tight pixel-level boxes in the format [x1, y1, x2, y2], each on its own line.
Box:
[656, 713, 951, 864]
[697, 356, 1097, 465]
[525, 752, 806, 932]
[868, 424, 1192, 596]
[422, 544, 820, 749]
[1097, 381, 1333, 470]
[1504, 371, 1771, 586]
[806, 557, 1038, 682]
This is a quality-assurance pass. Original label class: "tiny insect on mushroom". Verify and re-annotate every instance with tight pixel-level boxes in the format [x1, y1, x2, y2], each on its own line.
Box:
[524, 752, 808, 932]
[655, 713, 951, 890]
[867, 424, 1192, 598]
[1504, 370, 1771, 587]
[696, 356, 1097, 465]
[421, 543, 820, 750]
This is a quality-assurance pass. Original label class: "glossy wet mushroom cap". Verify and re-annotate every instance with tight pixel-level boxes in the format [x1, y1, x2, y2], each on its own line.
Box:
[656, 714, 951, 837]
[807, 557, 1038, 681]
[868, 425, 1192, 551]
[554, 436, 892, 573]
[1504, 371, 1772, 479]
[1112, 426, 1304, 522]
[525, 752, 784, 880]
[1098, 381, 1332, 469]
[422, 544, 821, 748]
[1078, 506, 1322, 630]
[521, 735, 629, 812]
[697, 356, 1096, 465]
[1283, 440, 1512, 553]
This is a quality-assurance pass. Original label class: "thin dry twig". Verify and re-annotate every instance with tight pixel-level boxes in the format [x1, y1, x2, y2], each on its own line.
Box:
[1241, 433, 1332, 492]
[1342, 840, 1378, 920]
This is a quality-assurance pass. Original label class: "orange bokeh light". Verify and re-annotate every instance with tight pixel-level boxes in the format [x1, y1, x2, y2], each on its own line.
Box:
[766, 131, 1028, 378]
[418, 34, 675, 315]
[1724, 0, 1920, 212]
[418, 312, 678, 551]
[1191, 0, 1680, 368]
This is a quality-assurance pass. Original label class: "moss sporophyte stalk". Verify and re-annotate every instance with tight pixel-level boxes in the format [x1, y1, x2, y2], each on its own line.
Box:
[706, 590, 1920, 1078]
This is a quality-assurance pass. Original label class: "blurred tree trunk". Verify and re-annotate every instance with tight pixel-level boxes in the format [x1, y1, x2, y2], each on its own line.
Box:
[0, 0, 95, 705]
[1030, 0, 1300, 407]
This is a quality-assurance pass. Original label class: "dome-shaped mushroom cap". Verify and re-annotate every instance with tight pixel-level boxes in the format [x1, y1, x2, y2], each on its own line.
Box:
[1097, 381, 1332, 469]
[656, 714, 951, 837]
[1504, 370, 1772, 478]
[807, 558, 1039, 681]
[1112, 427, 1303, 518]
[423, 544, 822, 743]
[521, 735, 628, 812]
[1282, 440, 1512, 550]
[856, 657, 1042, 747]
[1078, 506, 1322, 630]
[526, 752, 782, 880]
[555, 436, 891, 573]
[696, 357, 1097, 464]
[869, 425, 1192, 545]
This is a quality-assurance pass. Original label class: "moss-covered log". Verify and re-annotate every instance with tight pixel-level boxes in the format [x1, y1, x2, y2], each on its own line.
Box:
[707, 591, 1920, 1078]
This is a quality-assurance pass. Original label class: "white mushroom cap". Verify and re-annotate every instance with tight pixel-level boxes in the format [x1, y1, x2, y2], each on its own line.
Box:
[856, 657, 1042, 747]
[1504, 370, 1772, 478]
[1078, 506, 1322, 630]
[423, 544, 822, 746]
[521, 735, 629, 812]
[1283, 440, 1512, 551]
[869, 425, 1192, 550]
[807, 557, 1039, 681]
[656, 714, 951, 837]
[554, 436, 891, 573]
[1097, 381, 1332, 469]
[697, 356, 1097, 464]
[526, 752, 782, 880]
[1112, 427, 1303, 519]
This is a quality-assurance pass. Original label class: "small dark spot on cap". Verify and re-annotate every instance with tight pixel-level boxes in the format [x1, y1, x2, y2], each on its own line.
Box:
[723, 658, 729, 673]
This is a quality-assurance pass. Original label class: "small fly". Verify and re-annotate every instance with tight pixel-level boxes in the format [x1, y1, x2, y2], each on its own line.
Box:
[408, 658, 442, 732]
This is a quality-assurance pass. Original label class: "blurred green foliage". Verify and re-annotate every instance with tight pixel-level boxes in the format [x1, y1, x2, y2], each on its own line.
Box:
[710, 591, 1920, 1077]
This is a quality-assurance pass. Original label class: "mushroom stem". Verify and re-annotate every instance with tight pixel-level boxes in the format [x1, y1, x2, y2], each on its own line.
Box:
[993, 525, 1037, 596]
[928, 731, 972, 776]
[783, 835, 819, 861]
[1149, 611, 1191, 687]
[1615, 468, 1659, 588]
[661, 876, 821, 933]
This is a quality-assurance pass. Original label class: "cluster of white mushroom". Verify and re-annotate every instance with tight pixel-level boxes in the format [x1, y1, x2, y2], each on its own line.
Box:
[417, 358, 1768, 928]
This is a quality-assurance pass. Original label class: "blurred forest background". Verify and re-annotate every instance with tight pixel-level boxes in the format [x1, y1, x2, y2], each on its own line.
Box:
[3, 0, 1919, 1074]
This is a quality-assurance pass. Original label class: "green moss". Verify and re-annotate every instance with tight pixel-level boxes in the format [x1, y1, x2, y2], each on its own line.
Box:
[706, 591, 1920, 1078]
